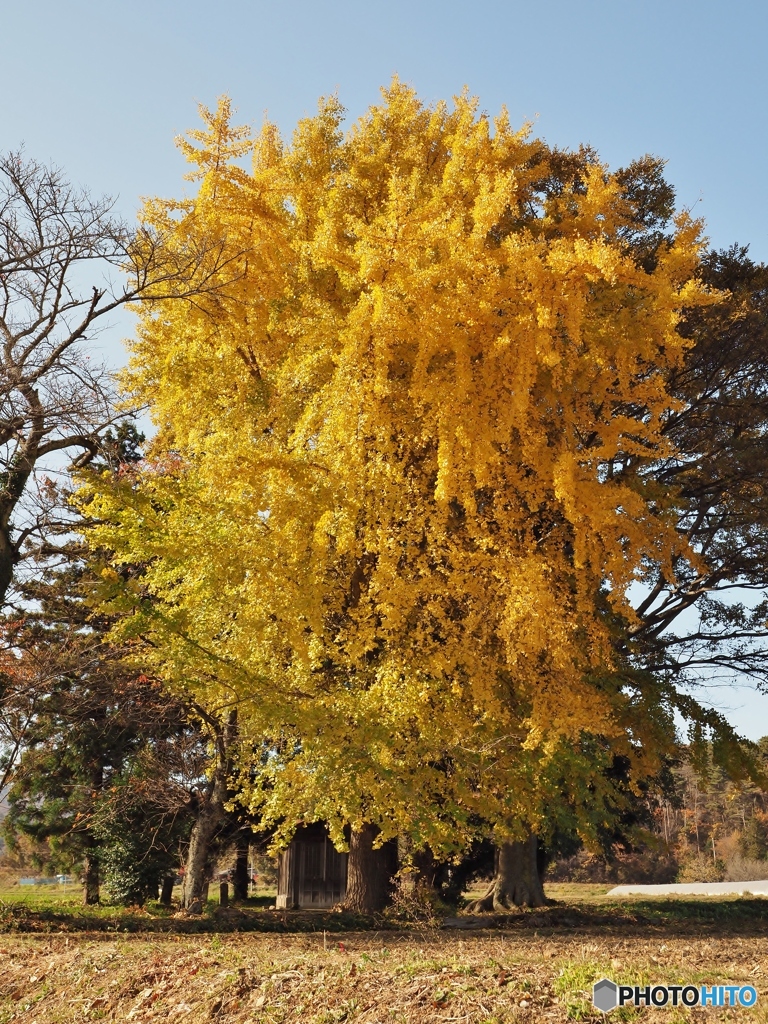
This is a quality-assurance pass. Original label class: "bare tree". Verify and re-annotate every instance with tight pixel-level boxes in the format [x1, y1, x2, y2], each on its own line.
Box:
[0, 150, 240, 607]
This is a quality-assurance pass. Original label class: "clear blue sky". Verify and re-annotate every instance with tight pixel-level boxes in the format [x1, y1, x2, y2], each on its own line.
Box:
[3, 0, 766, 259]
[2, 0, 767, 737]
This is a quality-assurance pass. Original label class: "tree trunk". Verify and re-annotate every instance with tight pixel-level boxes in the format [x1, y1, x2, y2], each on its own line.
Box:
[83, 764, 103, 907]
[343, 824, 396, 913]
[182, 791, 224, 912]
[232, 833, 250, 901]
[159, 875, 175, 906]
[182, 709, 237, 913]
[465, 834, 545, 912]
[0, 528, 15, 610]
[411, 846, 440, 891]
[397, 836, 439, 894]
[83, 849, 100, 905]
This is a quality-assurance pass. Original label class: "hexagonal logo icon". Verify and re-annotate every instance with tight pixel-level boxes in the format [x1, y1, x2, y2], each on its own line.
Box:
[593, 978, 618, 1013]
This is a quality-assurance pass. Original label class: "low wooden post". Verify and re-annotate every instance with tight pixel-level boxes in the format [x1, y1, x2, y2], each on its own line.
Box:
[219, 881, 229, 908]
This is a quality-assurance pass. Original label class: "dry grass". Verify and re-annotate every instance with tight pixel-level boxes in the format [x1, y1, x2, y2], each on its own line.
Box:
[1, 926, 767, 1023]
[1, 885, 768, 1022]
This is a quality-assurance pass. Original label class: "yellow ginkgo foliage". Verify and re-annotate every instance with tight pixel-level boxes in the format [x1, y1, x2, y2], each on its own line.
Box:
[84, 83, 707, 871]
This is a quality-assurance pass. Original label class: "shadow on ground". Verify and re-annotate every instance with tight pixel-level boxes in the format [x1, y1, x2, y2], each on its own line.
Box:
[1, 895, 767, 936]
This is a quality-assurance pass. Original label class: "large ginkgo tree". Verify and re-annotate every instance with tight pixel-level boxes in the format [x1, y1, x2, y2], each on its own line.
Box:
[84, 83, 733, 910]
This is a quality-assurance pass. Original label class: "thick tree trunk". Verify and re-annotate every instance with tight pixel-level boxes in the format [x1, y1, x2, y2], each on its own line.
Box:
[182, 709, 238, 913]
[83, 849, 100, 905]
[232, 833, 250, 901]
[466, 834, 545, 912]
[182, 791, 225, 912]
[343, 824, 396, 913]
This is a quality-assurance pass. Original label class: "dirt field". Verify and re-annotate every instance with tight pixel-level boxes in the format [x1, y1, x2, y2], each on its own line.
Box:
[0, 886, 767, 1022]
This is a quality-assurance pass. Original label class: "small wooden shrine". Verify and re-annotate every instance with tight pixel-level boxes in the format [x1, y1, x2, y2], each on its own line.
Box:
[276, 823, 348, 909]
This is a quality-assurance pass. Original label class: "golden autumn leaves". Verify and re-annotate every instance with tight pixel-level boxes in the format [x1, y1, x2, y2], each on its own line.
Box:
[83, 82, 709, 852]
